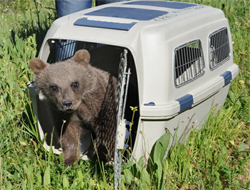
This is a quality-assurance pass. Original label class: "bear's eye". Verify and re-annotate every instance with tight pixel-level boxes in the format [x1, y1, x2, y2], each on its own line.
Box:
[71, 82, 79, 89]
[49, 85, 58, 92]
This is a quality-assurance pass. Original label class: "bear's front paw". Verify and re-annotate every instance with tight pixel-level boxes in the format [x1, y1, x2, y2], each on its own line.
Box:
[64, 157, 77, 167]
[63, 152, 78, 167]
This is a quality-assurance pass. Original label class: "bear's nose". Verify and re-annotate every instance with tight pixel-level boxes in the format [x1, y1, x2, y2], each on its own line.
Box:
[63, 100, 72, 110]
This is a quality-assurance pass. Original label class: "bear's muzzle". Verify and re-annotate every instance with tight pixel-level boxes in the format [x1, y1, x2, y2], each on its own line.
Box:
[63, 100, 73, 111]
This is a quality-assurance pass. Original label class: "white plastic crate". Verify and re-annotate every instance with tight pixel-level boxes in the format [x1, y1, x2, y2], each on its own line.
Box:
[28, 0, 238, 161]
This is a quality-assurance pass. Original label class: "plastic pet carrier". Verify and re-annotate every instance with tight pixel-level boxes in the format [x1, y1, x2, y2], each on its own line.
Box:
[27, 0, 238, 161]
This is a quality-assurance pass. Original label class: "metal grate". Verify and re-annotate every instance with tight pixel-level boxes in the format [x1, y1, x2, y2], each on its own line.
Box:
[209, 28, 230, 70]
[114, 49, 130, 190]
[174, 40, 205, 87]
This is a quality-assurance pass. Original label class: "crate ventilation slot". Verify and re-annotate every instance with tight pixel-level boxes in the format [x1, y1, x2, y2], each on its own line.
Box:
[209, 28, 230, 70]
[174, 40, 205, 87]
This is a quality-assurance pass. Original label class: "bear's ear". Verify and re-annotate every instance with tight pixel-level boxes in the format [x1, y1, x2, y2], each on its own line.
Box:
[72, 49, 90, 66]
[30, 58, 49, 75]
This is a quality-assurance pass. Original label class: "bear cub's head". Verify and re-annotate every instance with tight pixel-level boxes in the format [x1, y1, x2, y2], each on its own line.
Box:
[30, 49, 94, 112]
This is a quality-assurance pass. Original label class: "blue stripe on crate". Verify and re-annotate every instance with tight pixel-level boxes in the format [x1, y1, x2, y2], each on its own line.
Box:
[84, 7, 168, 21]
[221, 71, 232, 86]
[124, 1, 196, 9]
[176, 94, 193, 113]
[74, 18, 136, 31]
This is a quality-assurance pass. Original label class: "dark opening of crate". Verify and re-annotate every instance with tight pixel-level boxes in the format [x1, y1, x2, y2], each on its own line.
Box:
[39, 39, 140, 155]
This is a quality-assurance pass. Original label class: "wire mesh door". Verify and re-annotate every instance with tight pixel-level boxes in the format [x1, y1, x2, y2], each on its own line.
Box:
[114, 49, 131, 190]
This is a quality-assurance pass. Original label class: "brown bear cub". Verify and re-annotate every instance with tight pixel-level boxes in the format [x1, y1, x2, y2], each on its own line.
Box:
[30, 49, 117, 167]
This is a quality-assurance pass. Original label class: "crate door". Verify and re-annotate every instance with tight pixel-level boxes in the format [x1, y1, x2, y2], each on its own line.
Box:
[114, 49, 131, 189]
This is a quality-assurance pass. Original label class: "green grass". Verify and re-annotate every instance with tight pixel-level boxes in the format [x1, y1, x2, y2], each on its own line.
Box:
[0, 0, 249, 189]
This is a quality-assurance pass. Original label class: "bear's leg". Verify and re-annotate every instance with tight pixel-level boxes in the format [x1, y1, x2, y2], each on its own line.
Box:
[61, 123, 81, 167]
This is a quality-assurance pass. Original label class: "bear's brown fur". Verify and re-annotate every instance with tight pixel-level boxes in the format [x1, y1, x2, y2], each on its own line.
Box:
[30, 49, 117, 167]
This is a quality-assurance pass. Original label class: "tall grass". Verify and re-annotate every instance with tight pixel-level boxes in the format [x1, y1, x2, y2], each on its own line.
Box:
[0, 0, 249, 189]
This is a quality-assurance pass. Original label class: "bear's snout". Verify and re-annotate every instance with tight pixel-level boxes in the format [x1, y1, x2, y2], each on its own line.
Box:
[63, 100, 73, 111]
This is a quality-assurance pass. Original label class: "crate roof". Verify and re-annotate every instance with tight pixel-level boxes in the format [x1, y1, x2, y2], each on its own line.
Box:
[43, 0, 222, 48]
